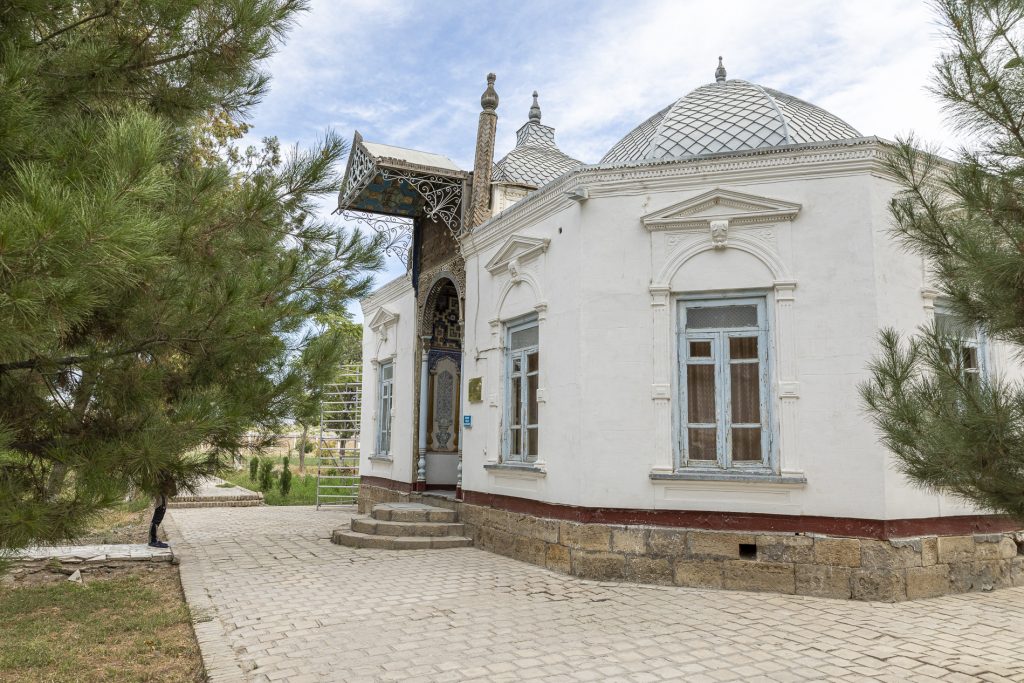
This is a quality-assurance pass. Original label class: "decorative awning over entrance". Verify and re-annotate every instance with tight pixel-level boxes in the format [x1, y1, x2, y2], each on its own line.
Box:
[336, 132, 470, 266]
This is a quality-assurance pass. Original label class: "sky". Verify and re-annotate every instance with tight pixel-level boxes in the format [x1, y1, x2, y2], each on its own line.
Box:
[246, 0, 964, 321]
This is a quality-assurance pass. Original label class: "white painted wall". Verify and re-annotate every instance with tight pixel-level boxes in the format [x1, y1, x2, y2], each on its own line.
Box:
[360, 277, 417, 484]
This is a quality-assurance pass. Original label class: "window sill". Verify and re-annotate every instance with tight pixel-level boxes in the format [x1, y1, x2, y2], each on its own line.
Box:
[369, 454, 393, 462]
[484, 462, 547, 477]
[649, 470, 807, 486]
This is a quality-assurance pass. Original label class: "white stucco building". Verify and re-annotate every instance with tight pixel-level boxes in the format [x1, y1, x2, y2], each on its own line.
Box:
[337, 62, 1023, 600]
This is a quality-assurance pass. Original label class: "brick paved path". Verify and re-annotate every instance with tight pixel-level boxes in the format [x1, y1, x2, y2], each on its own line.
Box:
[166, 506, 1024, 683]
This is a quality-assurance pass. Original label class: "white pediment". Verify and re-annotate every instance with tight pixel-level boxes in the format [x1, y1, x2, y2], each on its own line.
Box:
[485, 235, 550, 275]
[642, 188, 801, 232]
[368, 306, 399, 333]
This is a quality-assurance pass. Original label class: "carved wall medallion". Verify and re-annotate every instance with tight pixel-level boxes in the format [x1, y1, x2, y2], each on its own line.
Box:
[710, 219, 729, 249]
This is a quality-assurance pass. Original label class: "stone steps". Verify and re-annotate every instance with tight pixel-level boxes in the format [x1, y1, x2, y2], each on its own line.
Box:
[350, 517, 466, 537]
[168, 477, 264, 508]
[371, 502, 457, 523]
[331, 503, 472, 550]
[331, 530, 473, 550]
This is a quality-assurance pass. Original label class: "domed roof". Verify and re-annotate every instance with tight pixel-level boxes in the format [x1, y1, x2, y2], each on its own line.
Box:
[494, 92, 581, 188]
[601, 61, 860, 164]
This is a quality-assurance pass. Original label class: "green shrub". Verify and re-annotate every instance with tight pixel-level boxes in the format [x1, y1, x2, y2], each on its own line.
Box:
[279, 456, 292, 497]
[249, 456, 259, 481]
[303, 440, 315, 453]
[258, 459, 275, 492]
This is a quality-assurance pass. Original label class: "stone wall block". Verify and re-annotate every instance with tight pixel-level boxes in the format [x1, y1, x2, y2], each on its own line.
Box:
[906, 565, 952, 600]
[509, 514, 559, 543]
[1010, 557, 1024, 587]
[673, 560, 724, 589]
[513, 535, 547, 566]
[851, 569, 906, 602]
[460, 504, 486, 527]
[612, 527, 649, 554]
[921, 537, 938, 567]
[545, 543, 571, 574]
[755, 534, 814, 563]
[484, 507, 511, 533]
[949, 560, 1012, 593]
[570, 550, 626, 581]
[973, 536, 1017, 561]
[559, 522, 611, 551]
[813, 538, 861, 567]
[936, 535, 975, 564]
[625, 557, 673, 585]
[861, 540, 921, 570]
[648, 528, 688, 556]
[723, 560, 796, 594]
[795, 564, 852, 599]
[480, 526, 515, 557]
[686, 531, 755, 560]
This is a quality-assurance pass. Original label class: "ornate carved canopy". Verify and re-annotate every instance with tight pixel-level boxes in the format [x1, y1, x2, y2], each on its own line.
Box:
[336, 133, 471, 266]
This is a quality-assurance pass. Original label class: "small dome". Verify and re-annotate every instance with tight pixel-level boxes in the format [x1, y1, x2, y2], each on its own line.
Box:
[494, 93, 581, 188]
[602, 77, 860, 164]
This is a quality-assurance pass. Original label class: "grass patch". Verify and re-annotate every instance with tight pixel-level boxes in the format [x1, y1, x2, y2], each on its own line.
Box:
[0, 567, 203, 682]
[214, 483, 236, 489]
[219, 459, 356, 506]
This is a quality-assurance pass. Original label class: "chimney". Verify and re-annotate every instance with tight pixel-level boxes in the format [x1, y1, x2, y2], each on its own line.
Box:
[469, 73, 499, 228]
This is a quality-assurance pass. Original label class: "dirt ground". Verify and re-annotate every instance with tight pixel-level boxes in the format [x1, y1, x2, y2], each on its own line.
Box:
[70, 500, 166, 546]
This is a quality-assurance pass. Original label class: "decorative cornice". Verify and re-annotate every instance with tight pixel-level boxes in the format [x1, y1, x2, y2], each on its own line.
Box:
[368, 306, 399, 333]
[462, 137, 892, 258]
[484, 235, 550, 274]
[360, 274, 413, 315]
[642, 188, 801, 232]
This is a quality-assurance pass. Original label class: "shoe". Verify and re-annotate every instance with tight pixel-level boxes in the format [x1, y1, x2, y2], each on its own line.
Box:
[148, 540, 170, 549]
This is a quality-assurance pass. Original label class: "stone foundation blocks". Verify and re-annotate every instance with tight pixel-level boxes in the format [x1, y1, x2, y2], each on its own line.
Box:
[796, 564, 852, 599]
[357, 482, 1023, 602]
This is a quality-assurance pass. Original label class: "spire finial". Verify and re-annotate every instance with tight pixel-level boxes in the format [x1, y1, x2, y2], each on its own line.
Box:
[481, 72, 498, 111]
[715, 56, 727, 83]
[529, 90, 541, 123]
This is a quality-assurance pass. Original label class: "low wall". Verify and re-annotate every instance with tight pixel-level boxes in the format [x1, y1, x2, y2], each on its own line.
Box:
[358, 480, 1024, 601]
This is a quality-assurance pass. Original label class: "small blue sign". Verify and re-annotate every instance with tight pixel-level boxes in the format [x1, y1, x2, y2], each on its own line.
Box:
[463, 415, 472, 427]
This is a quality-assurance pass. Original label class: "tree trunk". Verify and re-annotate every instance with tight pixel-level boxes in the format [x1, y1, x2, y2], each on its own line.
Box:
[298, 423, 308, 473]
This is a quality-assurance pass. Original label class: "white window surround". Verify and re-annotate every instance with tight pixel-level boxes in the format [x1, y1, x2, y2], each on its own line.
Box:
[374, 360, 394, 459]
[501, 314, 541, 466]
[649, 284, 805, 485]
[676, 295, 775, 472]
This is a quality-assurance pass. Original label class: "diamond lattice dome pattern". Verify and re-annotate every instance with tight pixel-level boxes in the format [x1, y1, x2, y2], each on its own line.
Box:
[601, 80, 860, 164]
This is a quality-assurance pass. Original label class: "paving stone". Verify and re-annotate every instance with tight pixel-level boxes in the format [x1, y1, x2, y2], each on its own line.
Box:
[165, 505, 1024, 682]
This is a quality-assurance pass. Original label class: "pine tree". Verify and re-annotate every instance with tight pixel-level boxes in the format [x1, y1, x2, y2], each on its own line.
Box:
[861, 0, 1024, 520]
[0, 2, 383, 549]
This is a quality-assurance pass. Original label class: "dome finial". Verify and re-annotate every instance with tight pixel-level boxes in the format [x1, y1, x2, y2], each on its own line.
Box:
[481, 73, 498, 111]
[715, 56, 727, 83]
[529, 90, 541, 123]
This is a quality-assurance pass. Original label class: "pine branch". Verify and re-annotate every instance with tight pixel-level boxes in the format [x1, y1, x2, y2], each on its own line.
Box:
[34, 4, 119, 46]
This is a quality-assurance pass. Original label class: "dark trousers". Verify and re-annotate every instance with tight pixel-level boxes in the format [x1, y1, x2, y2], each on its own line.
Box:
[150, 494, 167, 543]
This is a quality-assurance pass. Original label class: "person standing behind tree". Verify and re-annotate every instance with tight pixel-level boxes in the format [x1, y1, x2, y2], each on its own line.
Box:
[148, 472, 177, 549]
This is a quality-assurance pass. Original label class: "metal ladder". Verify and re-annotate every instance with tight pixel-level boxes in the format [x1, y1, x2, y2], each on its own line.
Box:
[315, 365, 362, 509]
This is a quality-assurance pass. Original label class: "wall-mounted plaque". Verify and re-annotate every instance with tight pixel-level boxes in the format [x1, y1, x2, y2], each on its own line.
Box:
[467, 377, 483, 403]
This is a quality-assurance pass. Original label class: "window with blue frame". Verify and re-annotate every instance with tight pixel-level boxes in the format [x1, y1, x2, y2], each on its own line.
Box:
[376, 361, 394, 456]
[678, 298, 770, 469]
[504, 317, 539, 463]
